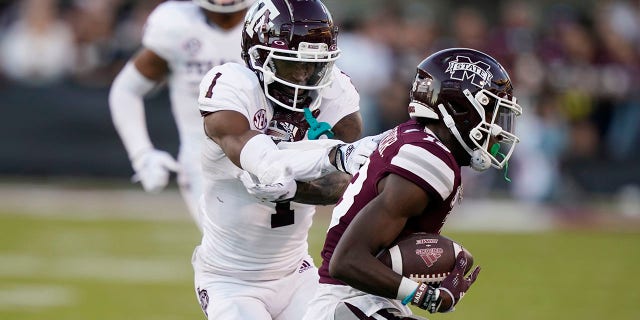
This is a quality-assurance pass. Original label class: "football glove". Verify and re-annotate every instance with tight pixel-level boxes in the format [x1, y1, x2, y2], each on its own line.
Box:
[412, 251, 481, 313]
[334, 131, 388, 175]
[131, 149, 179, 193]
[239, 167, 297, 202]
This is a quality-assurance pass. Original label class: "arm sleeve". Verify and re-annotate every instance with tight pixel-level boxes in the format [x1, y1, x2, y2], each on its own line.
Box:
[240, 134, 340, 183]
[108, 62, 157, 161]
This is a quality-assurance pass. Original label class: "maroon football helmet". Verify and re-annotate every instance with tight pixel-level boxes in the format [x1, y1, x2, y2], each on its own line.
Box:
[409, 48, 522, 171]
[241, 0, 340, 112]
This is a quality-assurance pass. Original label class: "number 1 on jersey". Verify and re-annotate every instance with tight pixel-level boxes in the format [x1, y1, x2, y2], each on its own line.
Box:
[205, 72, 222, 98]
[272, 202, 294, 228]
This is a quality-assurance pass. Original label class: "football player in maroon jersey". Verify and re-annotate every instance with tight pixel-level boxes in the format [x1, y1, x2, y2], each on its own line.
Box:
[303, 48, 523, 319]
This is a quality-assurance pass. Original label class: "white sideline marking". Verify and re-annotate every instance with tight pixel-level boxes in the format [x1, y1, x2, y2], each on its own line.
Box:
[0, 253, 191, 283]
[0, 285, 77, 309]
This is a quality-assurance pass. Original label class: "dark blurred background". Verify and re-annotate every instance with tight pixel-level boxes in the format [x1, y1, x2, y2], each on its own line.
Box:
[0, 0, 638, 209]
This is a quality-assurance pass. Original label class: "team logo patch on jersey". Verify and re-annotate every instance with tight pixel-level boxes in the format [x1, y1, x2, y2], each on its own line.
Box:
[416, 247, 443, 267]
[197, 287, 209, 317]
[183, 38, 202, 56]
[253, 109, 268, 130]
[445, 55, 493, 88]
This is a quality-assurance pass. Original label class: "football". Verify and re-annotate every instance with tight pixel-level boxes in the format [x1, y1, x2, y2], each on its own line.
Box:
[377, 232, 473, 284]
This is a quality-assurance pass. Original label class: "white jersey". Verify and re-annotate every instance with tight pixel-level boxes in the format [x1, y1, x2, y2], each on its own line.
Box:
[143, 1, 244, 171]
[195, 62, 359, 280]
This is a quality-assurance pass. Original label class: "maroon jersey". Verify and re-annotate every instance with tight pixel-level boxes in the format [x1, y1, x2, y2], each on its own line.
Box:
[318, 120, 463, 285]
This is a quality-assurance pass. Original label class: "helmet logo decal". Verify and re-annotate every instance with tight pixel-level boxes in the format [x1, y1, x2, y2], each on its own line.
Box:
[245, 1, 280, 40]
[445, 56, 493, 88]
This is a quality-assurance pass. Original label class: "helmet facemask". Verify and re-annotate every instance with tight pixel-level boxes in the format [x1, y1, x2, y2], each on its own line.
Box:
[449, 89, 522, 171]
[247, 42, 339, 112]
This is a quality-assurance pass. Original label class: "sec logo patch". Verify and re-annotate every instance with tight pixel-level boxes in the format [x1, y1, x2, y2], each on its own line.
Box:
[253, 109, 267, 130]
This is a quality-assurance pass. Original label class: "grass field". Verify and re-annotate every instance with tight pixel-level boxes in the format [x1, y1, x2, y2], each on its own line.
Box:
[0, 185, 638, 320]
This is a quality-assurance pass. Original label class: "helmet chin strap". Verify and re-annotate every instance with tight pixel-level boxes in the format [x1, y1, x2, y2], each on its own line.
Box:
[490, 143, 512, 182]
[436, 104, 491, 171]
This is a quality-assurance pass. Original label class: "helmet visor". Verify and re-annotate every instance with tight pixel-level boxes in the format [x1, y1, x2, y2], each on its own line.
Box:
[271, 58, 332, 87]
[248, 42, 340, 111]
[466, 89, 522, 169]
[488, 93, 522, 168]
[494, 96, 519, 136]
[269, 42, 337, 89]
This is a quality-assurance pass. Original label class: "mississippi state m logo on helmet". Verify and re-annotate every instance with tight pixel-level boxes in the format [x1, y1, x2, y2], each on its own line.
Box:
[445, 56, 493, 89]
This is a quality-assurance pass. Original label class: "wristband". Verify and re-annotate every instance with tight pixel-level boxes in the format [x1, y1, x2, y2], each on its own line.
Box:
[412, 283, 441, 313]
[333, 144, 348, 172]
[396, 277, 419, 304]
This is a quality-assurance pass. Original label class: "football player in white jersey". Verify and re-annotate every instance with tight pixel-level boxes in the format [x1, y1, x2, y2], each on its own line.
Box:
[303, 48, 523, 320]
[108, 0, 255, 230]
[191, 0, 387, 319]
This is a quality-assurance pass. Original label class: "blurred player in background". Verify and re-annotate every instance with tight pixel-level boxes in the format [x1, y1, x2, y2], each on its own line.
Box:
[190, 0, 390, 318]
[108, 0, 255, 230]
[303, 48, 523, 319]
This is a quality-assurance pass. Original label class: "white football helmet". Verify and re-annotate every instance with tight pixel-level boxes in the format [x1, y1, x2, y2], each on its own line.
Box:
[193, 0, 256, 13]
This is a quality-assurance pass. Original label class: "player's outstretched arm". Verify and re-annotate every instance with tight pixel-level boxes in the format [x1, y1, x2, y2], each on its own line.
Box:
[275, 111, 365, 204]
[109, 48, 178, 193]
[293, 172, 350, 205]
[237, 132, 387, 202]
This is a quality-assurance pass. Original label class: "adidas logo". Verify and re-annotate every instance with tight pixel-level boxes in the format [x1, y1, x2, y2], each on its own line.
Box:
[299, 260, 312, 273]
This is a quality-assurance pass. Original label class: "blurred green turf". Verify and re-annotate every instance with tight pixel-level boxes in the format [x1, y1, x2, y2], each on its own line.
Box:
[0, 208, 638, 320]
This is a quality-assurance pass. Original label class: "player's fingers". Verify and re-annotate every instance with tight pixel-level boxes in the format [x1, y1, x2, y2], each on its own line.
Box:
[454, 251, 468, 273]
[372, 130, 391, 143]
[161, 156, 180, 172]
[359, 140, 378, 155]
[466, 266, 481, 285]
[351, 154, 367, 166]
